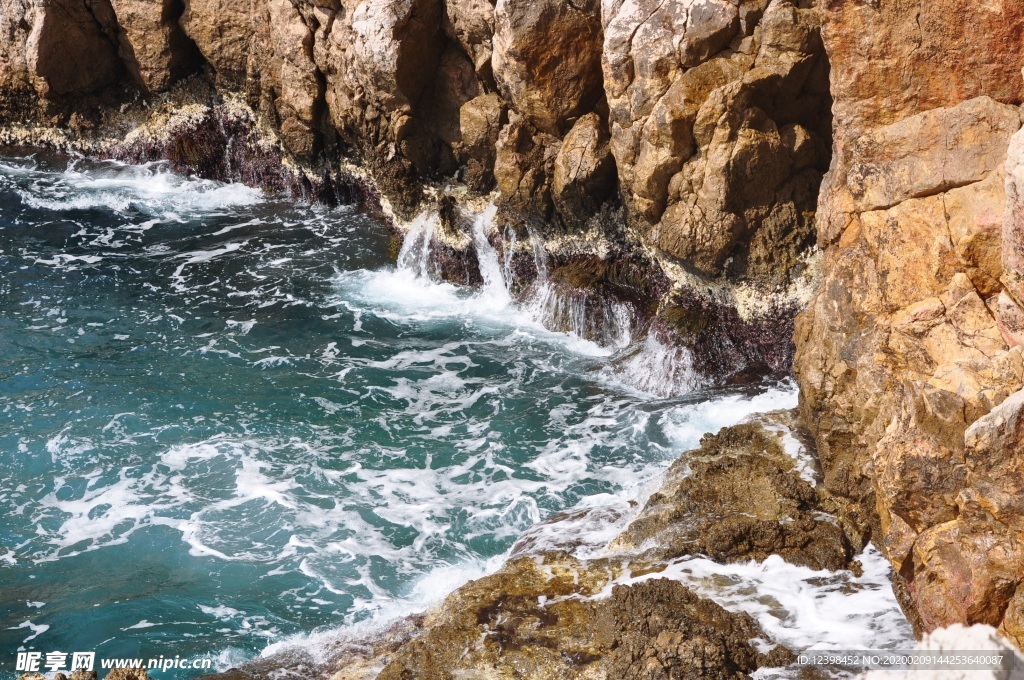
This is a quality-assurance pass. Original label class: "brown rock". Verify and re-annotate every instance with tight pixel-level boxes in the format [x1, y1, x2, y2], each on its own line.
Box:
[552, 112, 616, 227]
[457, 92, 506, 191]
[492, 0, 604, 136]
[846, 97, 1021, 212]
[179, 0, 257, 87]
[494, 111, 560, 215]
[796, 0, 1024, 644]
[613, 411, 854, 572]
[25, 0, 123, 100]
[108, 0, 201, 92]
[444, 0, 495, 81]
[603, 0, 830, 282]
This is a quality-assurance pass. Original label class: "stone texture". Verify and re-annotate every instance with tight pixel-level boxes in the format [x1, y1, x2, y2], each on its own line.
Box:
[492, 0, 604, 136]
[602, 0, 831, 282]
[795, 0, 1024, 642]
[613, 411, 855, 571]
[109, 0, 201, 92]
[552, 112, 616, 227]
[25, 0, 123, 102]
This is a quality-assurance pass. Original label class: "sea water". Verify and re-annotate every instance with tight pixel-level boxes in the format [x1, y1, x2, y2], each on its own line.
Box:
[0, 154, 912, 678]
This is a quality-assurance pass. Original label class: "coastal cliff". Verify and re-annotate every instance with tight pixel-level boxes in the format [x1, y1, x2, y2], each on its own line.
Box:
[3, 0, 1024, 667]
[795, 0, 1024, 642]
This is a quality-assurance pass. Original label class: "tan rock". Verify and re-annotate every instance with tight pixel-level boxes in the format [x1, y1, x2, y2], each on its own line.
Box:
[846, 97, 1020, 212]
[796, 0, 1024, 644]
[109, 0, 200, 92]
[603, 0, 830, 281]
[552, 112, 616, 227]
[613, 412, 854, 572]
[180, 0, 258, 87]
[444, 0, 494, 80]
[25, 0, 122, 100]
[492, 0, 604, 136]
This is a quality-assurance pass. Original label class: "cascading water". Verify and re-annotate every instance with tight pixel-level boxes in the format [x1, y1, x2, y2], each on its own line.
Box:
[606, 331, 702, 398]
[469, 204, 509, 305]
[526, 283, 634, 350]
[396, 211, 439, 279]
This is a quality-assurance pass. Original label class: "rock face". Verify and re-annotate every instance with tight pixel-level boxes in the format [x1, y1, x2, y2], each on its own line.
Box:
[0, 0, 827, 268]
[795, 0, 1024, 641]
[602, 0, 831, 282]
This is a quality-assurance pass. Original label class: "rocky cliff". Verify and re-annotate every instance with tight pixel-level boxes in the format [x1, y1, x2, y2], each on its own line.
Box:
[794, 0, 1024, 643]
[3, 0, 1024, 657]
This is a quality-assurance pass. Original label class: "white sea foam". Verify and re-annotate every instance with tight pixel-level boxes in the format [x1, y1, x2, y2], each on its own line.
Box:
[14, 159, 263, 218]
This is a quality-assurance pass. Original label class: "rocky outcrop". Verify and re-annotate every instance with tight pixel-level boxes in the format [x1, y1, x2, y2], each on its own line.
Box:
[0, 0, 827, 265]
[613, 411, 855, 571]
[10, 0, 1024, 653]
[602, 0, 830, 283]
[795, 0, 1024, 641]
[212, 414, 868, 679]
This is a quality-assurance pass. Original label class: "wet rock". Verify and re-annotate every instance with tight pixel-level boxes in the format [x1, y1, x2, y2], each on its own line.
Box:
[374, 553, 781, 679]
[614, 411, 854, 571]
[104, 669, 149, 680]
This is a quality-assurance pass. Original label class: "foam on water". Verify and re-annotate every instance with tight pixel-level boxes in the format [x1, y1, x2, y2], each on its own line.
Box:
[7, 157, 262, 219]
[0, 157, 910, 677]
[589, 546, 914, 668]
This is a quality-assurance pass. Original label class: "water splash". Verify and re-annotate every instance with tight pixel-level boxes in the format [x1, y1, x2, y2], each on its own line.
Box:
[469, 204, 509, 305]
[604, 332, 702, 398]
[527, 284, 634, 350]
[396, 211, 439, 279]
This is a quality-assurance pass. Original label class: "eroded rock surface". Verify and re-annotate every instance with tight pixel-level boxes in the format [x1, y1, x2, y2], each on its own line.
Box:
[614, 411, 855, 571]
[795, 0, 1024, 640]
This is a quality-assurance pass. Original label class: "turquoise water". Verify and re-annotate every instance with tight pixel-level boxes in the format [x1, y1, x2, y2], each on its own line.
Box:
[0, 154, 799, 677]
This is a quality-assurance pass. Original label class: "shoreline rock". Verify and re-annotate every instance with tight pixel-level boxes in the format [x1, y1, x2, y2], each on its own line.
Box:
[204, 411, 885, 679]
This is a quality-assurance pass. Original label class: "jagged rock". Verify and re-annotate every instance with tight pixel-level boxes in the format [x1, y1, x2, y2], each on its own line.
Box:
[179, 0, 257, 87]
[613, 411, 854, 571]
[908, 389, 1024, 632]
[444, 0, 495, 82]
[494, 110, 560, 216]
[795, 0, 1024, 642]
[552, 112, 616, 227]
[108, 0, 201, 92]
[602, 0, 830, 282]
[492, 0, 604, 136]
[458, 92, 506, 191]
[104, 669, 149, 680]
[24, 0, 123, 103]
[373, 553, 783, 679]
